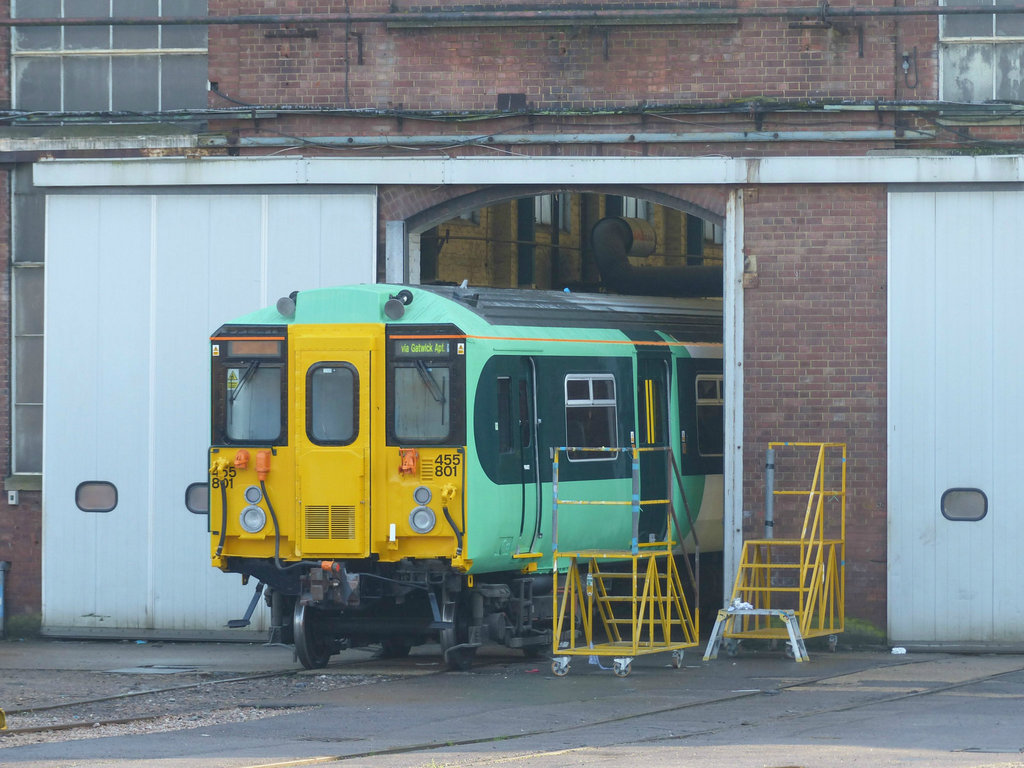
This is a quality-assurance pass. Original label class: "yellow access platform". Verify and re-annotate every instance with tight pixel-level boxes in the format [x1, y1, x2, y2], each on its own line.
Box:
[704, 442, 846, 662]
[550, 444, 700, 678]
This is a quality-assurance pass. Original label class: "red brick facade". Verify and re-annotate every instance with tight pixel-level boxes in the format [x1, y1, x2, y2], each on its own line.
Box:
[2, 0, 1015, 637]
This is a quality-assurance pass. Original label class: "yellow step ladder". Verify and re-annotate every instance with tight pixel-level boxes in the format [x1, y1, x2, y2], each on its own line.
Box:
[550, 444, 700, 678]
[704, 442, 846, 662]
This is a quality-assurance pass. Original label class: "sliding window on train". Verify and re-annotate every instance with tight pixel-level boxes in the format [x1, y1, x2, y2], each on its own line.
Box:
[564, 374, 617, 461]
[695, 374, 724, 457]
[497, 377, 513, 453]
[496, 377, 534, 455]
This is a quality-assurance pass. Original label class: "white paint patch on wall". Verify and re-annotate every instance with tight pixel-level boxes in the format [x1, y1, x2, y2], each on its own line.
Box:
[43, 192, 376, 636]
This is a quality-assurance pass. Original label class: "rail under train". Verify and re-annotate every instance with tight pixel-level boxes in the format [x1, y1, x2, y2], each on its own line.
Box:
[204, 283, 724, 669]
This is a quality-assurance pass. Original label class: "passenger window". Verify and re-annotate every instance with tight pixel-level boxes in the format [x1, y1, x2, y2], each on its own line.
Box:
[225, 363, 283, 442]
[307, 364, 357, 444]
[695, 374, 724, 457]
[394, 363, 451, 442]
[518, 380, 532, 448]
[565, 374, 617, 461]
[497, 377, 513, 454]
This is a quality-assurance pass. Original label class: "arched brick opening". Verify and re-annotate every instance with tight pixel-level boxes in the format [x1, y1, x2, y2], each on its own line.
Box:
[378, 182, 732, 285]
[379, 183, 730, 235]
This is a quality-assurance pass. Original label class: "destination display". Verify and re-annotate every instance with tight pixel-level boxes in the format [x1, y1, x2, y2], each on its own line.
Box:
[394, 339, 451, 358]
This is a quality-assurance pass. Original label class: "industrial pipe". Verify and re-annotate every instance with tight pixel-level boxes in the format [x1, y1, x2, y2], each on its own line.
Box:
[591, 216, 723, 298]
[201, 130, 929, 149]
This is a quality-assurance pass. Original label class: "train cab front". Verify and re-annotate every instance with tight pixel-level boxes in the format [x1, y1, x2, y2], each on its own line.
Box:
[207, 325, 296, 590]
[206, 313, 473, 669]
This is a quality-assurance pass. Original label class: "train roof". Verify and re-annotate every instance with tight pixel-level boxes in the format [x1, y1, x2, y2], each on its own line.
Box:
[227, 284, 722, 345]
[417, 285, 722, 344]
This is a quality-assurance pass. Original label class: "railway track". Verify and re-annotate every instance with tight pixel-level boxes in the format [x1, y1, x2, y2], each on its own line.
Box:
[0, 653, 431, 746]
[4, 653, 1022, 760]
[232, 656, 1024, 767]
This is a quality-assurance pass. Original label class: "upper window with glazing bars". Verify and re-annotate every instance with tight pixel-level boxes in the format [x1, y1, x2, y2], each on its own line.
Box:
[940, 0, 1024, 101]
[12, 0, 208, 113]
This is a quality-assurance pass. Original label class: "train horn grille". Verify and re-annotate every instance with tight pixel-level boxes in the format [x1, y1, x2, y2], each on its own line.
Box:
[419, 458, 436, 482]
[304, 505, 356, 540]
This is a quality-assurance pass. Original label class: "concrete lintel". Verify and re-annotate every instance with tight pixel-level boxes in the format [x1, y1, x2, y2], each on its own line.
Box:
[31, 154, 1024, 188]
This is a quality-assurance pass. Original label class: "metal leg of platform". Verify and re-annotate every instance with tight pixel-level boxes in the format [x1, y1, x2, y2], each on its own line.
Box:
[702, 607, 809, 662]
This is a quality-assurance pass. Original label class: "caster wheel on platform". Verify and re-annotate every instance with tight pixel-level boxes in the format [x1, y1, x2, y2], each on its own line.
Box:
[551, 657, 570, 677]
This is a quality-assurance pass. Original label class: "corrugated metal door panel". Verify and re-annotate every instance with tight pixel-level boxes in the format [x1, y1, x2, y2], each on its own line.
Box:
[265, 194, 377, 294]
[932, 191, 994, 642]
[889, 190, 1023, 645]
[43, 192, 377, 635]
[888, 191, 938, 642]
[988, 193, 1024, 642]
[45, 195, 154, 630]
[150, 195, 266, 631]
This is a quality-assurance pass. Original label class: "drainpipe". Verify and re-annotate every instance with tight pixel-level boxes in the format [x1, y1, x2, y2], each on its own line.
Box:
[0, 561, 10, 640]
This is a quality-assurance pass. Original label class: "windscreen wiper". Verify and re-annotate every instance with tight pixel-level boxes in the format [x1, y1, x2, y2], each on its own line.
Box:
[415, 360, 446, 405]
[230, 360, 261, 403]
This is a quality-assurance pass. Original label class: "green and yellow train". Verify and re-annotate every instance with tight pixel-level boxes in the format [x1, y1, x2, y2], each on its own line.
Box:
[204, 283, 723, 669]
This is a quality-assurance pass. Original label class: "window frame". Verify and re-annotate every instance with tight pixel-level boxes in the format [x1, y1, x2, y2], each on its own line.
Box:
[938, 0, 1024, 102]
[534, 193, 571, 232]
[75, 480, 118, 513]
[564, 373, 618, 462]
[392, 362, 453, 444]
[695, 373, 725, 458]
[210, 328, 288, 447]
[305, 362, 360, 447]
[940, 487, 989, 522]
[11, 0, 209, 113]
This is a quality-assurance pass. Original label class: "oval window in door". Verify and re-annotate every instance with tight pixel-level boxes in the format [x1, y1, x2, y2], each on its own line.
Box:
[75, 481, 118, 513]
[940, 488, 988, 522]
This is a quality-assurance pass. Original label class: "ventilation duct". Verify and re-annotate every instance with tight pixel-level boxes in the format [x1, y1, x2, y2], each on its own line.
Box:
[591, 216, 724, 298]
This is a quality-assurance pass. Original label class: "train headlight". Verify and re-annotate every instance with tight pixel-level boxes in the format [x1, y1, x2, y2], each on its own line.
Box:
[239, 505, 267, 533]
[243, 485, 263, 504]
[413, 485, 432, 504]
[409, 505, 436, 534]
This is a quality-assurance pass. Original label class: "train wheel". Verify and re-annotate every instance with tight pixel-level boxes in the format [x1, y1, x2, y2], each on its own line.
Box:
[440, 625, 476, 671]
[293, 601, 333, 670]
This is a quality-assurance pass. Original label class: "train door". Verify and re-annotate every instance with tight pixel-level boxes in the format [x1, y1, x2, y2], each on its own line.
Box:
[637, 355, 671, 541]
[493, 356, 541, 554]
[294, 342, 372, 558]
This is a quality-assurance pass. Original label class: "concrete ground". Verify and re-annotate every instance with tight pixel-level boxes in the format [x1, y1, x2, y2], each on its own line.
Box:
[1, 637, 1023, 768]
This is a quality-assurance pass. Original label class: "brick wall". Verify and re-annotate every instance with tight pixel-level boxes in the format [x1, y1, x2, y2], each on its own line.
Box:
[208, 0, 931, 111]
[742, 184, 888, 629]
[0, 168, 41, 633]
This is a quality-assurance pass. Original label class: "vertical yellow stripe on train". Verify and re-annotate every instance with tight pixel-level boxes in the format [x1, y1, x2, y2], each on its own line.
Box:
[645, 379, 655, 445]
